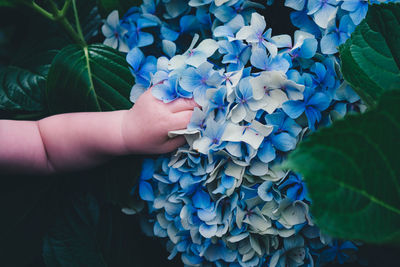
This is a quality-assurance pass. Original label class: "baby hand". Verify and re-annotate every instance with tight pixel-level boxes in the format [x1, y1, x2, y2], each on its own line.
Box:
[121, 89, 198, 154]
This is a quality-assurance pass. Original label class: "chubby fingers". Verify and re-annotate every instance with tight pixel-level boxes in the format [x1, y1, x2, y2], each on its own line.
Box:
[166, 97, 200, 113]
[162, 136, 187, 153]
[169, 110, 193, 130]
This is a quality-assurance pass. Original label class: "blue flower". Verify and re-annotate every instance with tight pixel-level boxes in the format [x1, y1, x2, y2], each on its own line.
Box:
[278, 173, 309, 201]
[321, 15, 356, 55]
[307, 0, 339, 29]
[126, 47, 157, 87]
[265, 111, 302, 152]
[124, 16, 158, 48]
[257, 181, 281, 202]
[179, 62, 224, 106]
[282, 87, 331, 131]
[290, 9, 322, 38]
[285, 0, 306, 11]
[152, 73, 193, 103]
[218, 40, 251, 71]
[213, 14, 245, 42]
[229, 76, 256, 123]
[288, 31, 318, 59]
[193, 118, 226, 154]
[236, 12, 290, 56]
[319, 240, 358, 264]
[250, 46, 290, 72]
[102, 10, 129, 52]
[169, 35, 219, 69]
[341, 0, 369, 25]
[207, 86, 231, 120]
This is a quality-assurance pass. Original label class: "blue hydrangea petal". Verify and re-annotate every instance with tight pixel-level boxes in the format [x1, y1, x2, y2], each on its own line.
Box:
[161, 25, 180, 41]
[272, 132, 297, 152]
[139, 181, 155, 201]
[282, 100, 305, 119]
[313, 5, 338, 29]
[199, 223, 218, 238]
[140, 158, 155, 180]
[308, 92, 331, 111]
[126, 47, 144, 72]
[299, 38, 318, 58]
[137, 31, 154, 47]
[258, 141, 276, 163]
[321, 32, 339, 55]
[285, 0, 306, 11]
[152, 83, 178, 103]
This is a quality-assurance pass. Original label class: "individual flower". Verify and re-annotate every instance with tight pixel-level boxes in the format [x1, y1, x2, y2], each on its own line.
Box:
[218, 40, 251, 71]
[236, 12, 291, 57]
[193, 117, 226, 154]
[318, 240, 358, 264]
[229, 76, 257, 123]
[307, 0, 339, 29]
[257, 181, 281, 202]
[179, 62, 224, 106]
[250, 46, 290, 73]
[265, 111, 302, 152]
[270, 235, 314, 267]
[151, 73, 192, 103]
[287, 31, 318, 60]
[169, 35, 219, 69]
[282, 87, 331, 131]
[341, 0, 369, 25]
[123, 15, 158, 48]
[102, 10, 129, 52]
[320, 15, 356, 55]
[248, 71, 304, 115]
[127, 48, 157, 102]
[278, 173, 309, 201]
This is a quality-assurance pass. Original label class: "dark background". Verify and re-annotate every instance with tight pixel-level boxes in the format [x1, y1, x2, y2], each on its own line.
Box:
[0, 1, 398, 266]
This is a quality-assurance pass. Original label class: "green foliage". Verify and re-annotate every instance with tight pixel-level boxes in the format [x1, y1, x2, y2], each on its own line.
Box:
[47, 44, 133, 114]
[98, 0, 142, 17]
[0, 66, 46, 111]
[339, 3, 400, 107]
[286, 3, 400, 245]
[286, 91, 400, 244]
[0, 0, 26, 7]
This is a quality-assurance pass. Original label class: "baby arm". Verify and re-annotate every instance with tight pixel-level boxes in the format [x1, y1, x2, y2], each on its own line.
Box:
[0, 89, 197, 174]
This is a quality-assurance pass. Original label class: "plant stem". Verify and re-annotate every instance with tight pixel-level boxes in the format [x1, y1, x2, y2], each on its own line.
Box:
[60, 0, 72, 15]
[58, 16, 87, 46]
[71, 0, 85, 45]
[29, 1, 54, 20]
[27, 0, 87, 47]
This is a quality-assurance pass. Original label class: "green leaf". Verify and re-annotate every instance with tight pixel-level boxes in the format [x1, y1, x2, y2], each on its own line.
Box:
[339, 3, 400, 106]
[43, 194, 151, 267]
[0, 66, 46, 112]
[98, 0, 142, 17]
[0, 0, 26, 7]
[47, 44, 133, 114]
[285, 90, 400, 244]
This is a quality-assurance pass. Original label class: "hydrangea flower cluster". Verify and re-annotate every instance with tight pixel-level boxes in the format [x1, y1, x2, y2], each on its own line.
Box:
[102, 0, 396, 266]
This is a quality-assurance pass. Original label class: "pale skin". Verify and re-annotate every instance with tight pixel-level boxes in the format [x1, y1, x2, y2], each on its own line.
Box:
[0, 89, 198, 175]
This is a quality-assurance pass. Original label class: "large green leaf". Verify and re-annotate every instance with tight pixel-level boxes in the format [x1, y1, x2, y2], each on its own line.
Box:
[339, 3, 400, 106]
[0, 66, 46, 112]
[46, 44, 133, 113]
[43, 193, 177, 267]
[285, 91, 400, 244]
